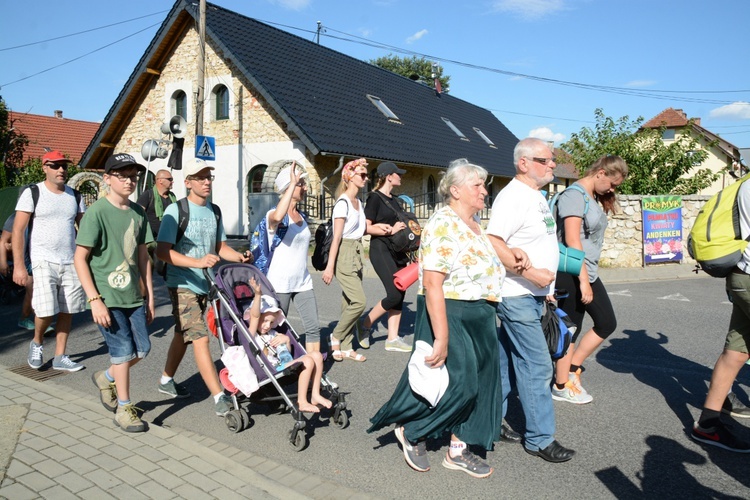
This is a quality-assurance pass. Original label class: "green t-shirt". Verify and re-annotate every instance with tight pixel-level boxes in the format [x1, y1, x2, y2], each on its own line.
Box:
[76, 197, 154, 308]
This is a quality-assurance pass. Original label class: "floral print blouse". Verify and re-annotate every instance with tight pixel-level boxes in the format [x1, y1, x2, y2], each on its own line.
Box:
[418, 206, 504, 302]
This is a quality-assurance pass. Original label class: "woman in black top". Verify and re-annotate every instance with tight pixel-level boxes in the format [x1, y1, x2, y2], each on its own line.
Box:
[361, 162, 413, 353]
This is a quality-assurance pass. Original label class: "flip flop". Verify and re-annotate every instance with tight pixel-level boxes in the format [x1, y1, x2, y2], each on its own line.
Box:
[341, 350, 366, 362]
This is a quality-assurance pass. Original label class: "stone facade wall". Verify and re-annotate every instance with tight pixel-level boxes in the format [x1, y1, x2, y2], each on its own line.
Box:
[599, 194, 709, 268]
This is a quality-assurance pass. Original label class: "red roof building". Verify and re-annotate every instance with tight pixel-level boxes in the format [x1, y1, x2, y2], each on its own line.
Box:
[8, 110, 100, 166]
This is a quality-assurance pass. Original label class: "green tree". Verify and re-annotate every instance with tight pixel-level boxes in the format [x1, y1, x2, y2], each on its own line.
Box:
[0, 96, 29, 188]
[370, 54, 450, 92]
[12, 158, 85, 187]
[559, 109, 718, 195]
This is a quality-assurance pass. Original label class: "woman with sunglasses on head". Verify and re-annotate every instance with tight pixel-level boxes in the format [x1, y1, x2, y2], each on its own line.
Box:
[551, 154, 628, 405]
[360, 161, 414, 353]
[322, 158, 369, 362]
[265, 161, 325, 354]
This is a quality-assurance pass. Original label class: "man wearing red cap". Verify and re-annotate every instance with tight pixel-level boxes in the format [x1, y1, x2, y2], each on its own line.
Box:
[13, 150, 87, 372]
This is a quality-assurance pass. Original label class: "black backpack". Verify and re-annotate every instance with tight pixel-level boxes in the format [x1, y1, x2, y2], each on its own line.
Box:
[311, 199, 347, 271]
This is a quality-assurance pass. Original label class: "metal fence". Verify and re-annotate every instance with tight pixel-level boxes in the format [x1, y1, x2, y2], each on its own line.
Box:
[304, 190, 493, 221]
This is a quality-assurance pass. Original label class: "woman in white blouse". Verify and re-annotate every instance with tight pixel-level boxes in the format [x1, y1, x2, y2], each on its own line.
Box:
[322, 158, 369, 362]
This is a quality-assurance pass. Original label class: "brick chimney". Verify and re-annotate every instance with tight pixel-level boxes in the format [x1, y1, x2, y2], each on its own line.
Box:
[54, 110, 63, 119]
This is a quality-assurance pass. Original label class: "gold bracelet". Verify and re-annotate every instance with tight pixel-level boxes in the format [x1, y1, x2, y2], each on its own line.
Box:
[87, 295, 102, 303]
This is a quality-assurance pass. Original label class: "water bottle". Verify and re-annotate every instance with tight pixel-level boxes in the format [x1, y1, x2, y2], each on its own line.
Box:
[276, 343, 293, 371]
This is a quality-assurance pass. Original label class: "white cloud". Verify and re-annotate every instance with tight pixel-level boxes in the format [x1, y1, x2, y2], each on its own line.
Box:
[406, 29, 429, 44]
[624, 80, 656, 88]
[709, 102, 750, 120]
[529, 127, 565, 144]
[491, 0, 565, 20]
[268, 0, 310, 11]
[358, 27, 373, 37]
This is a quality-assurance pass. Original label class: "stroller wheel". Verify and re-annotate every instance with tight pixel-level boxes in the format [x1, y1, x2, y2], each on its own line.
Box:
[331, 410, 349, 429]
[289, 430, 308, 452]
[225, 410, 245, 433]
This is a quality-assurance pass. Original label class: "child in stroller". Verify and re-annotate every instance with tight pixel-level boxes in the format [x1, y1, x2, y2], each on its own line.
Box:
[244, 278, 332, 413]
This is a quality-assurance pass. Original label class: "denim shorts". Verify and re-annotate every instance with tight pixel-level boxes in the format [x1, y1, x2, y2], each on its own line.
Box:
[98, 305, 151, 364]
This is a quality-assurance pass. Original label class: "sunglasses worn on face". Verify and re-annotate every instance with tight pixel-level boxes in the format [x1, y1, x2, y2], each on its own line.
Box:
[528, 156, 556, 165]
[159, 177, 174, 182]
[46, 163, 68, 170]
[357, 173, 368, 180]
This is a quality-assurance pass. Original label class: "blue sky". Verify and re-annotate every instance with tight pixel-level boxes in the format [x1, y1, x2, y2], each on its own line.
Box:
[2, 0, 749, 151]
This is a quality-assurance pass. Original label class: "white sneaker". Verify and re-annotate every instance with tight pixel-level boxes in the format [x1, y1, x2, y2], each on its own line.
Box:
[552, 381, 593, 405]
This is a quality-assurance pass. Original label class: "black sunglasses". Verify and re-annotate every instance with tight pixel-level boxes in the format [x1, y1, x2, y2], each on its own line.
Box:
[45, 163, 68, 170]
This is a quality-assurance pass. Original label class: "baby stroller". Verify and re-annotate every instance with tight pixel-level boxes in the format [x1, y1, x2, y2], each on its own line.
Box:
[204, 263, 347, 451]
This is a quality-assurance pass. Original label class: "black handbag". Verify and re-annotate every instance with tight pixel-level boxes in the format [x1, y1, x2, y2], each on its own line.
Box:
[376, 192, 421, 254]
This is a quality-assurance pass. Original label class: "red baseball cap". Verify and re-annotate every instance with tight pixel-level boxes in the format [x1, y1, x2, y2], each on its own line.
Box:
[42, 151, 72, 164]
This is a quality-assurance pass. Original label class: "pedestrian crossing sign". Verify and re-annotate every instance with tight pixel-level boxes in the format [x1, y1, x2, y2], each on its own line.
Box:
[195, 135, 216, 161]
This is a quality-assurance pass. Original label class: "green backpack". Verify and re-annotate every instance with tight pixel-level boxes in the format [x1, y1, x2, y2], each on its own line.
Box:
[688, 172, 750, 277]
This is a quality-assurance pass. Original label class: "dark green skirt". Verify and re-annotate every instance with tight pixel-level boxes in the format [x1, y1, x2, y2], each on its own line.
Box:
[367, 295, 502, 450]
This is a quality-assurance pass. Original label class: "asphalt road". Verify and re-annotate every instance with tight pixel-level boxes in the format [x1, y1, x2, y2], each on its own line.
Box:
[1, 270, 749, 499]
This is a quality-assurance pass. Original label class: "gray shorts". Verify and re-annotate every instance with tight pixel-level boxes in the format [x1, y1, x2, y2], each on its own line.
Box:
[31, 260, 85, 317]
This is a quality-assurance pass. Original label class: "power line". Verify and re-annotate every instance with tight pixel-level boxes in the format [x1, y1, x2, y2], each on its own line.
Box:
[0, 22, 162, 88]
[254, 17, 750, 106]
[0, 10, 168, 52]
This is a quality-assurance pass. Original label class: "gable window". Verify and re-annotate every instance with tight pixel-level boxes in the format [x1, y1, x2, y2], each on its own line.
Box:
[473, 127, 497, 148]
[367, 94, 399, 121]
[442, 118, 468, 141]
[213, 85, 229, 120]
[662, 129, 675, 140]
[171, 90, 187, 120]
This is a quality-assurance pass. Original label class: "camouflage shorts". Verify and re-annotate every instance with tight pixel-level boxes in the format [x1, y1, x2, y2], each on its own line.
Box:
[168, 288, 210, 343]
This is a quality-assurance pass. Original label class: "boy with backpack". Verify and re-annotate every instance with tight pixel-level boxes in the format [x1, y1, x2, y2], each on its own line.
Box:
[74, 153, 154, 432]
[13, 150, 86, 372]
[156, 158, 251, 417]
[691, 178, 750, 452]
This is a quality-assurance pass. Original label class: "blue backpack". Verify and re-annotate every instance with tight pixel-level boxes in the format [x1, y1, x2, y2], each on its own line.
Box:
[250, 209, 307, 274]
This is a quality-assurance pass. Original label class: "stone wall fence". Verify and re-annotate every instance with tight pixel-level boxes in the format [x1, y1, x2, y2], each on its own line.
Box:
[601, 194, 710, 268]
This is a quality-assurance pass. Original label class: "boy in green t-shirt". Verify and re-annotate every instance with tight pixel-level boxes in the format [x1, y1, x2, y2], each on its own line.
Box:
[74, 153, 155, 433]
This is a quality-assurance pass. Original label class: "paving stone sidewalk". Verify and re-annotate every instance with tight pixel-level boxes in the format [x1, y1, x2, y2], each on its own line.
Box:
[0, 366, 374, 500]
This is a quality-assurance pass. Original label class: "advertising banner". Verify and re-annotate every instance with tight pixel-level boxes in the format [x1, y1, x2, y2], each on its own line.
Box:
[642, 196, 683, 264]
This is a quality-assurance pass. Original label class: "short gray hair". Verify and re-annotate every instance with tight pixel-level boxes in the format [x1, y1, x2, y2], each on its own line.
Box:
[437, 158, 488, 203]
[513, 137, 548, 166]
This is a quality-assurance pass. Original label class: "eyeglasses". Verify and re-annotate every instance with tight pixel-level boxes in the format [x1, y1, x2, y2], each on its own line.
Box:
[527, 157, 557, 165]
[109, 173, 139, 182]
[357, 173, 368, 180]
[189, 175, 215, 182]
[45, 163, 68, 170]
[159, 177, 174, 182]
[295, 180, 307, 187]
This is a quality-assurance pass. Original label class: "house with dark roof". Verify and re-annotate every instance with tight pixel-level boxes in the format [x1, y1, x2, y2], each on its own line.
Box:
[80, 0, 519, 235]
[9, 110, 99, 166]
[641, 107, 745, 195]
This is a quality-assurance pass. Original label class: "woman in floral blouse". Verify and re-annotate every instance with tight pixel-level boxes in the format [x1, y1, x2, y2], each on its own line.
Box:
[368, 159, 505, 478]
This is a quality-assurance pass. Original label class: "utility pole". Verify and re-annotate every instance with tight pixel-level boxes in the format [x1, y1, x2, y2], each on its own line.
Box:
[316, 21, 325, 44]
[195, 0, 206, 137]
